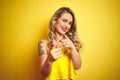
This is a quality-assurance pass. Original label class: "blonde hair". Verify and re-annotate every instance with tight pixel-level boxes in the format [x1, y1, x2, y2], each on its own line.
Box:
[47, 7, 82, 52]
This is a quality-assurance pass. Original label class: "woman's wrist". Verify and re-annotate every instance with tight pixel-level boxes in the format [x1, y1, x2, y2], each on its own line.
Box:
[47, 55, 54, 64]
[70, 45, 76, 50]
[46, 57, 53, 65]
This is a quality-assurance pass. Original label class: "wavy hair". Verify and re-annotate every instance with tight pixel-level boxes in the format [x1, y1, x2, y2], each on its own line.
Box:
[47, 7, 82, 52]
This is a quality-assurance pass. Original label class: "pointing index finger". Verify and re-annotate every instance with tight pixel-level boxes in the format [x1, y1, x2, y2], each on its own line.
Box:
[64, 35, 69, 39]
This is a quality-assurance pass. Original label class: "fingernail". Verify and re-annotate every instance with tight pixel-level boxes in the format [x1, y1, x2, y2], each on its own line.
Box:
[51, 44, 54, 46]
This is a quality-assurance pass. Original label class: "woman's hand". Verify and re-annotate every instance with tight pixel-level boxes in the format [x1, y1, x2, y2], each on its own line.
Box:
[61, 35, 75, 50]
[48, 41, 63, 63]
[61, 35, 81, 70]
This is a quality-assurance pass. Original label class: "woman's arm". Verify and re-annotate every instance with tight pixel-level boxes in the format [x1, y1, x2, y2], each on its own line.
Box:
[38, 40, 63, 77]
[61, 35, 82, 70]
[70, 46, 82, 70]
[38, 40, 52, 77]
[40, 54, 53, 77]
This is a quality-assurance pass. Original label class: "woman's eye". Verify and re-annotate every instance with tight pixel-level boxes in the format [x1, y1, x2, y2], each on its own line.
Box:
[69, 22, 72, 25]
[63, 19, 67, 22]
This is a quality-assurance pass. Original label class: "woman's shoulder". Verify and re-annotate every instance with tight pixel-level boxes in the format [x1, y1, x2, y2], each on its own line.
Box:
[38, 39, 48, 55]
[38, 39, 48, 46]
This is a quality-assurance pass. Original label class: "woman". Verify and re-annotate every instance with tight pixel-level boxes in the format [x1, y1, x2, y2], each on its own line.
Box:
[38, 7, 82, 80]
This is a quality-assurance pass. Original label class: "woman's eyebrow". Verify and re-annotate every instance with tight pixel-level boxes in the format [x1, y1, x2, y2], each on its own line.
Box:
[62, 18, 72, 22]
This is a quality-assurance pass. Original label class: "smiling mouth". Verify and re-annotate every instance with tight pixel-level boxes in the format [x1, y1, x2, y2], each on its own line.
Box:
[61, 27, 67, 32]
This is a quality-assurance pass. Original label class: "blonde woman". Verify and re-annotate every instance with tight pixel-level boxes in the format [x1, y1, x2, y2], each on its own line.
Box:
[38, 7, 82, 80]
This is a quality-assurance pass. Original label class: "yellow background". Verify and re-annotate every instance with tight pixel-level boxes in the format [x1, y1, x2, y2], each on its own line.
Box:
[0, 0, 120, 80]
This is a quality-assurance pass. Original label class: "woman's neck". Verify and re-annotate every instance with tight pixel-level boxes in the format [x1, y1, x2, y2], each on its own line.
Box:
[55, 33, 64, 42]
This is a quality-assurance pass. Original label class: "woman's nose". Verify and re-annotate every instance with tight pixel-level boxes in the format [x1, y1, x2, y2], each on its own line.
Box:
[65, 22, 70, 28]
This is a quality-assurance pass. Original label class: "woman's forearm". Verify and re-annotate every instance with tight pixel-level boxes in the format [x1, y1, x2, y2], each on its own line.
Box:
[70, 47, 82, 70]
[40, 57, 52, 77]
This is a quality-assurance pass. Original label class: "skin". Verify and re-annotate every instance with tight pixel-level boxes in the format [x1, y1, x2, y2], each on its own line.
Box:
[39, 12, 82, 78]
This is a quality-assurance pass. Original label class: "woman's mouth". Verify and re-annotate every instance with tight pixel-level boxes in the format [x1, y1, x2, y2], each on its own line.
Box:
[61, 27, 67, 32]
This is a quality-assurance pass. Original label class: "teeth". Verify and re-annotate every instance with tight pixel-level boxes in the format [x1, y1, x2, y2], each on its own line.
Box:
[63, 27, 66, 30]
[62, 27, 67, 32]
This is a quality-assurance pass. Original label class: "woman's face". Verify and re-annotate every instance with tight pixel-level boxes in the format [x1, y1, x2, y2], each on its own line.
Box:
[55, 12, 73, 35]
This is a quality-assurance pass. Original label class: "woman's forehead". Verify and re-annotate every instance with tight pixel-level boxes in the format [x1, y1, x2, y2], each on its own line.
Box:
[60, 12, 73, 22]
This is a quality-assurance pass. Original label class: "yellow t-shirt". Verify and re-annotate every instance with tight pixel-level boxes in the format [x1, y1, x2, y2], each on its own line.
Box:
[46, 47, 77, 80]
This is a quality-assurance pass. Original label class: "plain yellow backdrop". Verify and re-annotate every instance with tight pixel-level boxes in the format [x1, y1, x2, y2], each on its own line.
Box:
[0, 0, 120, 80]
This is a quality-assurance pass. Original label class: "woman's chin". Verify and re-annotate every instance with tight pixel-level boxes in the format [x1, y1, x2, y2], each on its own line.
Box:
[57, 31, 66, 35]
[59, 32, 65, 35]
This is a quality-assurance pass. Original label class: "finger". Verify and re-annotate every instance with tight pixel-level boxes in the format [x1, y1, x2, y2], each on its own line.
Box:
[64, 35, 69, 39]
[54, 48, 62, 52]
[61, 40, 69, 46]
[64, 44, 70, 48]
[51, 48, 61, 54]
[53, 51, 62, 59]
[61, 39, 68, 43]
[57, 53, 63, 58]
[55, 51, 62, 55]
[56, 41, 63, 47]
